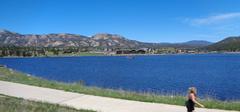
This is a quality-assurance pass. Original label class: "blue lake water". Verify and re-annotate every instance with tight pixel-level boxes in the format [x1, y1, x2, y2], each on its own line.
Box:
[0, 54, 240, 100]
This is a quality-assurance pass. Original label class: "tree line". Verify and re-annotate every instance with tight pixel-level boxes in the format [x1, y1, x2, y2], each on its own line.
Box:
[0, 46, 94, 57]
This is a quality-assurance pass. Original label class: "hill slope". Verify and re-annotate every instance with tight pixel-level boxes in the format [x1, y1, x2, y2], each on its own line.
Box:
[206, 36, 240, 51]
[0, 30, 146, 48]
[0, 29, 212, 49]
[182, 40, 212, 47]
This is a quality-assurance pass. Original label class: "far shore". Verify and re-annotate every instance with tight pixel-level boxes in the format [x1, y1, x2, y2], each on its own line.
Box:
[1, 52, 240, 58]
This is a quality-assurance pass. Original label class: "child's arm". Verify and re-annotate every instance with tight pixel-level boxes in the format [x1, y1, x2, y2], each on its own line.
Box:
[190, 94, 205, 108]
[192, 99, 204, 107]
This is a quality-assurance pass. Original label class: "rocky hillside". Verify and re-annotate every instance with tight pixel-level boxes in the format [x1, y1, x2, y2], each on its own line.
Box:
[0, 29, 212, 48]
[0, 29, 145, 48]
[206, 36, 240, 51]
[0, 29, 90, 47]
[91, 34, 145, 48]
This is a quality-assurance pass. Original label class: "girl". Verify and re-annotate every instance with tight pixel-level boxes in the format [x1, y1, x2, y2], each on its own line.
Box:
[186, 87, 204, 112]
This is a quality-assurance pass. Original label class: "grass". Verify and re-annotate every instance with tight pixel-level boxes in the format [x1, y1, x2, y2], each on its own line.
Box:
[0, 94, 95, 112]
[0, 67, 240, 111]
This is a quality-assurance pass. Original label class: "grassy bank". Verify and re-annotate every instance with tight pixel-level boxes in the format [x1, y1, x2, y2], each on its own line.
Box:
[0, 94, 94, 112]
[0, 67, 240, 111]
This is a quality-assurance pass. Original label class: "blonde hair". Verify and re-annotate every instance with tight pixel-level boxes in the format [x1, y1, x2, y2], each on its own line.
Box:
[188, 87, 197, 95]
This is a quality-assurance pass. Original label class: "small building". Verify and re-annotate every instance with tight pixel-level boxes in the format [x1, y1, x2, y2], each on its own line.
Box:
[116, 49, 146, 54]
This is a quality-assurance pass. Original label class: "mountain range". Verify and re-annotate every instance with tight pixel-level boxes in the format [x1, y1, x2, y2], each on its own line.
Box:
[0, 29, 213, 49]
[2, 29, 240, 51]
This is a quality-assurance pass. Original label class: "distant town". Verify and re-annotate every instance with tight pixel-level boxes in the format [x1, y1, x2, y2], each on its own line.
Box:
[0, 46, 236, 57]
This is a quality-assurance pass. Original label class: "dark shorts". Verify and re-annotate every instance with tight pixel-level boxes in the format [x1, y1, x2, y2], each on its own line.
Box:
[185, 100, 195, 112]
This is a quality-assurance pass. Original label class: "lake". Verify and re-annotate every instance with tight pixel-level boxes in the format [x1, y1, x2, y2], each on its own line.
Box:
[0, 54, 240, 100]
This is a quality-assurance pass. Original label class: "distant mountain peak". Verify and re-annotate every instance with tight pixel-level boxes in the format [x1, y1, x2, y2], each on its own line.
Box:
[0, 29, 9, 33]
[220, 36, 240, 42]
[92, 33, 125, 40]
[181, 40, 213, 47]
[184, 40, 212, 44]
[185, 40, 211, 42]
[0, 29, 18, 34]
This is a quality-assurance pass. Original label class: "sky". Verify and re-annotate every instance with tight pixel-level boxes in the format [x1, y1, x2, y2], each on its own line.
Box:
[1, 0, 240, 43]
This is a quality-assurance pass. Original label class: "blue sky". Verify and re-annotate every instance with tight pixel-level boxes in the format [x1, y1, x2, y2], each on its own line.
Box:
[1, 0, 240, 42]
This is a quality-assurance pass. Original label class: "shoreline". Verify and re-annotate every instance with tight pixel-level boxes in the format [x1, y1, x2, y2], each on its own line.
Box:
[1, 80, 237, 112]
[2, 65, 239, 101]
[0, 66, 239, 111]
[1, 52, 240, 58]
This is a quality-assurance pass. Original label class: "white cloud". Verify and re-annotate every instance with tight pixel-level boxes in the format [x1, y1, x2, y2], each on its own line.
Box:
[187, 12, 240, 25]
